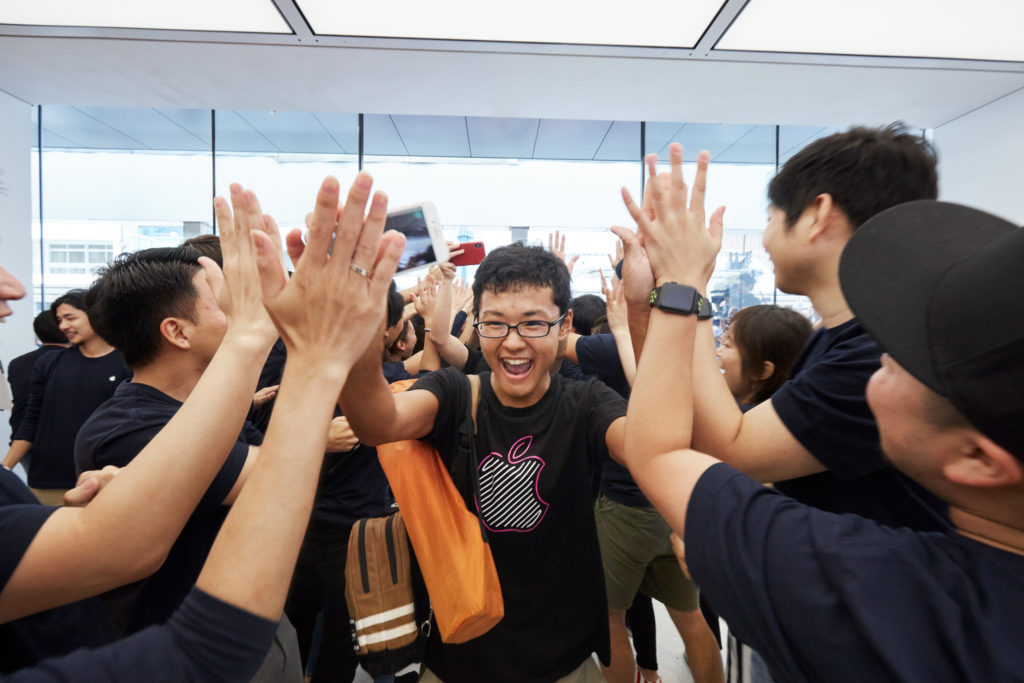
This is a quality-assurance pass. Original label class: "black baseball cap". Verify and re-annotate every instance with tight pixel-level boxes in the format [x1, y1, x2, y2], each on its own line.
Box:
[840, 200, 1023, 458]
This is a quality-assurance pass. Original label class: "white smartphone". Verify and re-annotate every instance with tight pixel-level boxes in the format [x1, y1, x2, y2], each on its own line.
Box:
[385, 201, 448, 274]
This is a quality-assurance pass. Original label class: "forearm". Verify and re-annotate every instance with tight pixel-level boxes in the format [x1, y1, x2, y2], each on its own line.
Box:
[339, 348, 401, 446]
[610, 323, 637, 386]
[418, 336, 441, 373]
[689, 320, 747, 456]
[626, 302, 651, 361]
[3, 440, 31, 469]
[0, 332, 272, 621]
[197, 358, 340, 620]
[626, 309, 697, 467]
[430, 331, 469, 370]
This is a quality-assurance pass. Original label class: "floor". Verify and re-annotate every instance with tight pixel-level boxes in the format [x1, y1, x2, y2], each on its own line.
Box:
[352, 600, 728, 683]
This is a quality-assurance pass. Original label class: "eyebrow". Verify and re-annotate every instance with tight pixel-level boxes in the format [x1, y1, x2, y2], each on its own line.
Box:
[478, 310, 545, 319]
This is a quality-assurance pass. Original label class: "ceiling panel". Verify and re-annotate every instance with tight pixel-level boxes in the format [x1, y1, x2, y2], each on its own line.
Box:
[715, 124, 776, 163]
[234, 110, 343, 154]
[298, 0, 725, 48]
[158, 108, 213, 146]
[42, 106, 149, 149]
[0, 0, 291, 33]
[362, 115, 408, 156]
[391, 115, 470, 157]
[534, 119, 613, 159]
[778, 125, 841, 163]
[82, 106, 210, 151]
[466, 117, 538, 158]
[594, 121, 640, 161]
[716, 0, 1024, 62]
[214, 109, 278, 153]
[313, 112, 359, 154]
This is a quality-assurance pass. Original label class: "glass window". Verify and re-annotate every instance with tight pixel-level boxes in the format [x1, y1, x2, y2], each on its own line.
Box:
[364, 114, 641, 294]
[36, 105, 213, 305]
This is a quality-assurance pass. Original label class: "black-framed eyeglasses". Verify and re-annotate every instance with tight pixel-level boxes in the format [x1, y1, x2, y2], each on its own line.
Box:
[473, 313, 567, 339]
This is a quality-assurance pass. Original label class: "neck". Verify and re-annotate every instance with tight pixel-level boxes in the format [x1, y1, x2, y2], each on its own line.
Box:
[950, 505, 1024, 557]
[805, 280, 854, 329]
[130, 357, 205, 403]
[77, 337, 115, 358]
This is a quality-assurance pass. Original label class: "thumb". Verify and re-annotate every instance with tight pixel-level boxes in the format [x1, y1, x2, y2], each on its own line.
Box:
[64, 477, 99, 507]
[285, 228, 306, 266]
[198, 256, 225, 300]
[253, 230, 289, 301]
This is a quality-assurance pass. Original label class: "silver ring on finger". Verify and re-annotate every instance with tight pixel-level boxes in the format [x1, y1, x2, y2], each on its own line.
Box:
[350, 263, 372, 278]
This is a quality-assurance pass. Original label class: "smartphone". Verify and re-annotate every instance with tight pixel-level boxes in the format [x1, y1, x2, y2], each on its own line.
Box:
[450, 241, 486, 267]
[385, 202, 448, 274]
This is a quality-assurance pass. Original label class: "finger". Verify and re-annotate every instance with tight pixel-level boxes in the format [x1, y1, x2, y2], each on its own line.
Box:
[709, 205, 726, 246]
[621, 187, 650, 232]
[261, 214, 285, 264]
[285, 228, 305, 265]
[598, 268, 608, 295]
[350, 191, 388, 276]
[558, 232, 565, 254]
[305, 176, 342, 264]
[690, 150, 710, 229]
[547, 233, 553, 251]
[448, 249, 465, 259]
[253, 230, 289, 301]
[63, 477, 99, 507]
[669, 142, 687, 216]
[198, 256, 225, 301]
[568, 255, 579, 267]
[213, 196, 234, 245]
[370, 231, 406, 293]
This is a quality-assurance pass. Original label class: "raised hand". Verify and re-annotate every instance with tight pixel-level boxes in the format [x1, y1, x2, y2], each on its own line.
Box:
[599, 268, 629, 334]
[414, 275, 440, 320]
[209, 185, 284, 350]
[253, 174, 405, 381]
[609, 224, 654, 309]
[621, 144, 725, 290]
[548, 230, 579, 274]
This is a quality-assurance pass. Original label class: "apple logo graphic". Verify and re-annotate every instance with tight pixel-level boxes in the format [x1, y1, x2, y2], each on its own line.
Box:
[475, 435, 549, 533]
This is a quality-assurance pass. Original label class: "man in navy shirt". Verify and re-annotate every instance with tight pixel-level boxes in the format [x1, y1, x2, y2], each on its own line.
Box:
[622, 148, 1024, 682]
[4, 291, 129, 504]
[7, 311, 67, 449]
[619, 125, 944, 532]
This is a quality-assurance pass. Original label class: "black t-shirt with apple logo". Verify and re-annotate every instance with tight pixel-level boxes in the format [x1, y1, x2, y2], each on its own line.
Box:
[413, 367, 627, 683]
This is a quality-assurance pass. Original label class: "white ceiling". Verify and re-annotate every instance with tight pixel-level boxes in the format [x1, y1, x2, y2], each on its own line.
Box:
[1, 0, 1022, 131]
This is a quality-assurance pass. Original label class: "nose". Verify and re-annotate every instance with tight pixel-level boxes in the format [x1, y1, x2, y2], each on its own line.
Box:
[0, 265, 26, 318]
[501, 326, 528, 349]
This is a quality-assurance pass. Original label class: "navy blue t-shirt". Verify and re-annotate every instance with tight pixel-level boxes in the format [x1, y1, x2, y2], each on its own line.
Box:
[2, 588, 278, 683]
[311, 362, 418, 527]
[73, 381, 248, 634]
[7, 346, 63, 445]
[771, 318, 946, 530]
[574, 334, 650, 508]
[14, 347, 129, 489]
[687, 463, 1024, 683]
[0, 480, 117, 672]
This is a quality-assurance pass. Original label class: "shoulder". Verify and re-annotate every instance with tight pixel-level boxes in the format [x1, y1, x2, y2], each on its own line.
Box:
[75, 384, 178, 466]
[411, 366, 467, 399]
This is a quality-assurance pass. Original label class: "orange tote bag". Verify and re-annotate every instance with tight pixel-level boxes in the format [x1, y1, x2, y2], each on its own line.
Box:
[376, 375, 503, 644]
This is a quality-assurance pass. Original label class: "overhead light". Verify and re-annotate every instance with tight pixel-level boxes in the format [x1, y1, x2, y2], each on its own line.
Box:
[0, 0, 291, 33]
[716, 0, 1024, 62]
[298, 0, 726, 48]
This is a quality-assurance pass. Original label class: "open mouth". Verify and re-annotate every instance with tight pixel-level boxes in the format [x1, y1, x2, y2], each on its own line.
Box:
[500, 358, 533, 379]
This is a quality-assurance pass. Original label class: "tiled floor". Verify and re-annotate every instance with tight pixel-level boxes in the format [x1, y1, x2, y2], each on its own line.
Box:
[352, 601, 728, 683]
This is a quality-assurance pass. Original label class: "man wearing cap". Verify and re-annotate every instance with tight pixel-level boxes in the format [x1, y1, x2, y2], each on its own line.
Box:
[622, 145, 1024, 681]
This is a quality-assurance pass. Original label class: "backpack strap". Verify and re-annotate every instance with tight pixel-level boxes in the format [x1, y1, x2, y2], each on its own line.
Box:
[458, 373, 488, 542]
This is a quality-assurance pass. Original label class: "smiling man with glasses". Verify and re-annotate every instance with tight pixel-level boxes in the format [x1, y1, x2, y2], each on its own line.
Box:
[341, 243, 628, 683]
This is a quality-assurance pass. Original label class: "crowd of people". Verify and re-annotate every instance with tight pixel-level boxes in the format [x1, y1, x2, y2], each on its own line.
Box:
[0, 123, 1021, 683]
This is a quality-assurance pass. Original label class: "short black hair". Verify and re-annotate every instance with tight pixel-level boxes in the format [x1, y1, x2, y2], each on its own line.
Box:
[727, 304, 813, 405]
[472, 244, 571, 316]
[86, 246, 203, 368]
[33, 310, 67, 344]
[570, 294, 607, 336]
[768, 123, 938, 230]
[51, 289, 88, 315]
[182, 234, 223, 267]
[386, 281, 404, 329]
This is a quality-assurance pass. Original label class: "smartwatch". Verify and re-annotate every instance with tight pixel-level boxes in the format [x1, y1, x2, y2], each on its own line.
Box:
[649, 282, 712, 320]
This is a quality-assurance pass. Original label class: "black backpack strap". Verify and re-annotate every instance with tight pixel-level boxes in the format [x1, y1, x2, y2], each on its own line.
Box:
[457, 373, 488, 542]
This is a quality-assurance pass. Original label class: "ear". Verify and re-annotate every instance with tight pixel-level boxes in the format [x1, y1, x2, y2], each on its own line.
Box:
[159, 317, 192, 352]
[943, 434, 1023, 488]
[755, 359, 776, 381]
[558, 309, 574, 340]
[805, 194, 834, 243]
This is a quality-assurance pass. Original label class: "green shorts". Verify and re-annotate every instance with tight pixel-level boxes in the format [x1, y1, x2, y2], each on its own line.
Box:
[594, 494, 699, 612]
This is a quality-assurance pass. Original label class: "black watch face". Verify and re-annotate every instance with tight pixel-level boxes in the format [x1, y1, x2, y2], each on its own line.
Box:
[658, 284, 699, 313]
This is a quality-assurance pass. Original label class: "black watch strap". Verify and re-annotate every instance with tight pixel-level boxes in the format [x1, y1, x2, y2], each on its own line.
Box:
[649, 282, 712, 320]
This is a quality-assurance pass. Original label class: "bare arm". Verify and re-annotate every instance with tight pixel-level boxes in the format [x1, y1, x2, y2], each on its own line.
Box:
[620, 145, 724, 536]
[690, 320, 825, 482]
[0, 184, 281, 621]
[429, 264, 470, 370]
[3, 440, 31, 470]
[601, 268, 637, 386]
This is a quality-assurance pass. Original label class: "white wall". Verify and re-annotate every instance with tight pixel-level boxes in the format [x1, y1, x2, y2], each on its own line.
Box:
[934, 87, 1024, 225]
[0, 92, 35, 446]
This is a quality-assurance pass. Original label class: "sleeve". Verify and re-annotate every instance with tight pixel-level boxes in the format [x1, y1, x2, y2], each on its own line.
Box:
[410, 367, 466, 468]
[685, 463, 897, 683]
[451, 310, 468, 337]
[240, 420, 264, 447]
[770, 335, 884, 480]
[12, 353, 59, 443]
[5, 588, 279, 683]
[198, 439, 248, 512]
[0, 505, 58, 594]
[586, 379, 627, 464]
